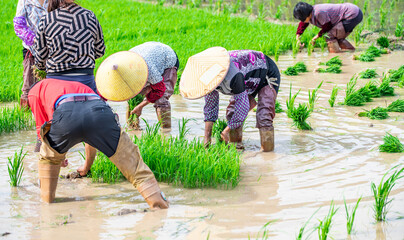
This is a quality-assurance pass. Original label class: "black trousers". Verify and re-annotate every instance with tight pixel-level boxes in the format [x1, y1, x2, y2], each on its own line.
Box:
[343, 9, 363, 33]
[46, 99, 120, 157]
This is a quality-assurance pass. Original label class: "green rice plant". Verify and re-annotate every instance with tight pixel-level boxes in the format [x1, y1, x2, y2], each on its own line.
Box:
[322, 56, 342, 67]
[379, 133, 404, 153]
[328, 85, 339, 107]
[344, 197, 362, 235]
[275, 5, 283, 20]
[371, 165, 404, 221]
[294, 62, 307, 73]
[307, 41, 314, 56]
[88, 152, 124, 183]
[344, 76, 366, 106]
[286, 86, 312, 130]
[134, 120, 241, 188]
[360, 69, 378, 79]
[353, 53, 375, 62]
[366, 45, 382, 57]
[395, 13, 404, 38]
[358, 107, 389, 120]
[363, 80, 381, 98]
[127, 95, 145, 129]
[317, 201, 338, 240]
[388, 65, 404, 82]
[308, 81, 323, 112]
[7, 146, 26, 187]
[284, 66, 298, 76]
[379, 0, 388, 30]
[275, 100, 283, 113]
[0, 105, 34, 135]
[378, 76, 394, 96]
[296, 208, 319, 240]
[317, 65, 342, 74]
[231, 0, 241, 14]
[387, 99, 404, 112]
[376, 36, 389, 49]
[178, 117, 191, 140]
[353, 45, 384, 62]
[212, 119, 227, 143]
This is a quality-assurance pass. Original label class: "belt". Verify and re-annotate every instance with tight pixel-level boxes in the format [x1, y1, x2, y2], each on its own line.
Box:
[56, 95, 100, 108]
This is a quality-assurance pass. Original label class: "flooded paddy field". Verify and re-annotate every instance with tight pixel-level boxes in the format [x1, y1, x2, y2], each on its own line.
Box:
[0, 50, 403, 239]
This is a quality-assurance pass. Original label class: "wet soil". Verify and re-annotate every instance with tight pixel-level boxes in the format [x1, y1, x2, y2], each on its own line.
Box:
[0, 50, 403, 239]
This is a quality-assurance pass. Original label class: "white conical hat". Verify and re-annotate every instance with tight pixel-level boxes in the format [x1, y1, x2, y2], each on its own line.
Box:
[179, 47, 230, 99]
[95, 51, 148, 101]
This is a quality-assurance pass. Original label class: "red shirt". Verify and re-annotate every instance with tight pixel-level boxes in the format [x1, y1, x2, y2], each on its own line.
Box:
[28, 79, 95, 138]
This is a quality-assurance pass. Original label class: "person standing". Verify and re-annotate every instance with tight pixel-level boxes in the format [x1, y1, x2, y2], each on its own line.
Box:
[293, 2, 363, 53]
[13, 0, 48, 108]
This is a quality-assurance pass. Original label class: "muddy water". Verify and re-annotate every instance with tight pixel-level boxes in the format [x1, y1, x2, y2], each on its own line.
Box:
[1, 50, 403, 239]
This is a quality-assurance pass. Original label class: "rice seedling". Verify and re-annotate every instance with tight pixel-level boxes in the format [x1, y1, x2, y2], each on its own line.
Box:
[360, 69, 378, 79]
[344, 75, 367, 106]
[320, 56, 342, 67]
[353, 53, 375, 62]
[0, 105, 34, 135]
[32, 66, 47, 81]
[294, 62, 308, 73]
[388, 65, 404, 82]
[88, 152, 124, 183]
[7, 146, 26, 187]
[286, 86, 312, 130]
[395, 13, 404, 38]
[387, 99, 404, 112]
[317, 201, 338, 240]
[358, 107, 389, 120]
[275, 5, 283, 20]
[178, 117, 191, 140]
[376, 36, 389, 49]
[379, 133, 404, 153]
[127, 95, 145, 129]
[296, 208, 319, 240]
[371, 165, 404, 221]
[308, 81, 323, 112]
[353, 45, 386, 62]
[275, 100, 283, 113]
[284, 66, 298, 76]
[212, 119, 227, 143]
[328, 85, 339, 107]
[378, 76, 395, 96]
[344, 196, 362, 235]
[316, 65, 342, 74]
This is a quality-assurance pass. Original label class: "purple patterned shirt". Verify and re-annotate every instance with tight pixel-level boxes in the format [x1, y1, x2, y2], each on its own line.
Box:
[310, 3, 360, 28]
[204, 50, 268, 129]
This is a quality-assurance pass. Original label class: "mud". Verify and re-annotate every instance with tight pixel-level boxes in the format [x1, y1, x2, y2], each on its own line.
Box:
[0, 50, 403, 239]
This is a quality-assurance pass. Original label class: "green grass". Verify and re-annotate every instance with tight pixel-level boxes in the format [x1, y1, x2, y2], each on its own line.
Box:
[317, 201, 338, 240]
[360, 69, 378, 79]
[376, 36, 389, 48]
[7, 146, 26, 187]
[134, 119, 241, 188]
[379, 133, 404, 153]
[371, 165, 404, 221]
[0, 105, 34, 135]
[387, 99, 404, 112]
[358, 107, 389, 120]
[344, 197, 362, 235]
[212, 119, 227, 143]
[88, 152, 124, 183]
[328, 85, 339, 108]
[286, 85, 312, 130]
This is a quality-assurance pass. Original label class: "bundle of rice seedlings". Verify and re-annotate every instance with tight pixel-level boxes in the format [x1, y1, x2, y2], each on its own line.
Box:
[317, 201, 338, 240]
[353, 45, 386, 62]
[32, 65, 46, 80]
[388, 65, 404, 82]
[387, 99, 404, 112]
[7, 146, 26, 187]
[377, 36, 389, 48]
[378, 76, 394, 96]
[88, 152, 124, 183]
[366, 45, 382, 57]
[328, 85, 339, 107]
[127, 95, 145, 129]
[379, 133, 404, 153]
[308, 81, 323, 111]
[360, 69, 378, 79]
[320, 56, 342, 66]
[294, 62, 308, 73]
[317, 65, 342, 74]
[353, 53, 375, 62]
[286, 86, 312, 130]
[275, 101, 283, 113]
[358, 107, 389, 120]
[212, 119, 227, 143]
[344, 76, 366, 106]
[284, 66, 298, 76]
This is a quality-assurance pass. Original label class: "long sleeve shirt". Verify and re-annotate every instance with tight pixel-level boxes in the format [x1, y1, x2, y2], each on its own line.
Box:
[296, 3, 360, 37]
[204, 50, 270, 129]
[28, 79, 95, 138]
[32, 4, 105, 73]
[13, 0, 48, 50]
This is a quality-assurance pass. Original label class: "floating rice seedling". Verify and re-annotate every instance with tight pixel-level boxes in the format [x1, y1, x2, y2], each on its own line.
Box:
[344, 197, 362, 235]
[358, 107, 389, 120]
[134, 119, 241, 188]
[387, 99, 404, 112]
[317, 201, 338, 240]
[88, 152, 124, 183]
[371, 165, 404, 221]
[328, 85, 339, 107]
[0, 105, 34, 135]
[7, 146, 26, 187]
[376, 36, 389, 48]
[360, 69, 378, 79]
[284, 66, 298, 76]
[212, 119, 227, 143]
[127, 95, 145, 129]
[286, 85, 312, 130]
[379, 133, 404, 153]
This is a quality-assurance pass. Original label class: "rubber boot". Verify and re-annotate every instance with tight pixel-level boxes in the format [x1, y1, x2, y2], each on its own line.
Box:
[229, 127, 244, 150]
[338, 39, 355, 51]
[109, 131, 169, 209]
[259, 127, 274, 152]
[156, 107, 171, 128]
[327, 40, 341, 53]
[38, 163, 61, 203]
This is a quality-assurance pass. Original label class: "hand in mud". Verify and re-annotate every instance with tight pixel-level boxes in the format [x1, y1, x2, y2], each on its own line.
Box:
[130, 106, 142, 118]
[61, 159, 69, 168]
[310, 36, 319, 46]
[77, 165, 90, 177]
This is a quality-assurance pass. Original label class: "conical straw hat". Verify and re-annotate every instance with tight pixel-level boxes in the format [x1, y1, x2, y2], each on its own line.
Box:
[180, 47, 230, 99]
[96, 51, 148, 101]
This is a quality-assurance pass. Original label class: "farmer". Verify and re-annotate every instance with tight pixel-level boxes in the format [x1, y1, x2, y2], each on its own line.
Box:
[179, 47, 281, 152]
[128, 42, 179, 128]
[32, 0, 105, 92]
[293, 1, 363, 53]
[13, 0, 48, 108]
[28, 51, 168, 209]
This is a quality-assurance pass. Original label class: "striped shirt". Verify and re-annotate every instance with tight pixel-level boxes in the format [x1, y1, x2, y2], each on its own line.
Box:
[33, 4, 105, 74]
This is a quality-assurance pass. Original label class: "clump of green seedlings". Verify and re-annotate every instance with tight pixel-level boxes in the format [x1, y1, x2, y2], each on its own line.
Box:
[387, 99, 404, 112]
[358, 107, 389, 120]
[284, 66, 298, 76]
[134, 119, 241, 188]
[353, 45, 387, 62]
[395, 13, 404, 38]
[0, 105, 34, 135]
[212, 119, 227, 143]
[379, 133, 404, 153]
[88, 152, 124, 183]
[376, 36, 389, 49]
[378, 76, 394, 96]
[320, 56, 342, 67]
[317, 57, 342, 73]
[284, 62, 308, 76]
[308, 81, 323, 111]
[127, 95, 145, 129]
[275, 100, 283, 113]
[32, 66, 47, 81]
[344, 76, 367, 106]
[328, 85, 339, 107]
[371, 165, 404, 221]
[7, 146, 26, 187]
[344, 197, 362, 235]
[317, 201, 338, 240]
[359, 69, 378, 79]
[388, 65, 404, 82]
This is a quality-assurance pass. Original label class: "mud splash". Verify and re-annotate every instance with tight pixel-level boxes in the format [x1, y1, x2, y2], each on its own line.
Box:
[0, 50, 403, 239]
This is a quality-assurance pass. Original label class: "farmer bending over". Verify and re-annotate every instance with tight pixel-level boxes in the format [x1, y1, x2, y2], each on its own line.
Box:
[294, 1, 363, 53]
[128, 42, 179, 129]
[180, 47, 281, 152]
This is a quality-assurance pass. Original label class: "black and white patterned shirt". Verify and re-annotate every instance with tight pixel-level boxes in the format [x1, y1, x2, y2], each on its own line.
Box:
[33, 4, 105, 74]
